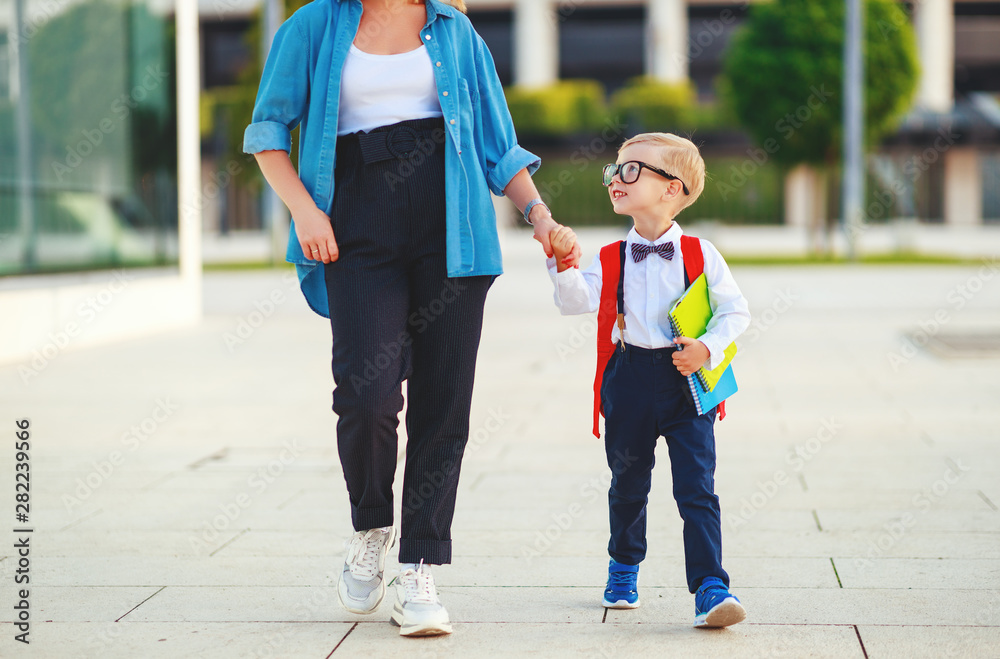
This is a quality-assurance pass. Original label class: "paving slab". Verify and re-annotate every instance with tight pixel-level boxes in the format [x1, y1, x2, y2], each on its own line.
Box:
[336, 620, 866, 658]
[0, 622, 352, 659]
[858, 625, 1000, 658]
[1, 229, 999, 657]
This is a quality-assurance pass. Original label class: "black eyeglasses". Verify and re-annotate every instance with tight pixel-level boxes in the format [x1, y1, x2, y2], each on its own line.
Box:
[603, 161, 690, 195]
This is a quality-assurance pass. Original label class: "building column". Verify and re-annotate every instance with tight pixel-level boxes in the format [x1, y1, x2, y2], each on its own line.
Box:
[514, 0, 557, 88]
[944, 148, 982, 225]
[646, 0, 688, 83]
[177, 0, 203, 312]
[913, 0, 954, 112]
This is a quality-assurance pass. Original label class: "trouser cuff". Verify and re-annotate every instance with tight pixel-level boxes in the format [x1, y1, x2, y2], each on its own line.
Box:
[351, 505, 393, 532]
[399, 538, 452, 565]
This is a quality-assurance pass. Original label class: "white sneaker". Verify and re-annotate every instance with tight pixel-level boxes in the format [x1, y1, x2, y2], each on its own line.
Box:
[338, 526, 397, 614]
[390, 562, 453, 637]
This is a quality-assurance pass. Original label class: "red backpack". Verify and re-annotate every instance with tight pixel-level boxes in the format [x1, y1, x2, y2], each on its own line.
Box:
[592, 235, 724, 438]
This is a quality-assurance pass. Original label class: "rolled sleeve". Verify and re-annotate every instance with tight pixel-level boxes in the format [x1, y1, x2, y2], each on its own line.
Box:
[474, 35, 540, 196]
[244, 120, 293, 154]
[243, 18, 309, 154]
[488, 144, 540, 196]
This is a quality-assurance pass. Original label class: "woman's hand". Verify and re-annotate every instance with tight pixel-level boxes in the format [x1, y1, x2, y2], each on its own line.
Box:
[295, 205, 340, 264]
[531, 211, 581, 268]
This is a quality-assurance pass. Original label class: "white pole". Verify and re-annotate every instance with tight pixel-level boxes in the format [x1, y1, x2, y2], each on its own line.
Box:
[842, 0, 864, 260]
[262, 0, 287, 264]
[12, 0, 37, 269]
[177, 0, 203, 313]
[646, 0, 688, 83]
[514, 0, 557, 88]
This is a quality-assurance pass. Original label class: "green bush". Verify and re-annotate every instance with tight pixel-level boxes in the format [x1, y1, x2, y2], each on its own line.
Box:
[506, 80, 607, 136]
[610, 77, 697, 132]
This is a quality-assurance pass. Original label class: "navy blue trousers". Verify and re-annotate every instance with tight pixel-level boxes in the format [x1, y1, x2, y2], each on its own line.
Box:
[601, 344, 729, 592]
[323, 118, 492, 565]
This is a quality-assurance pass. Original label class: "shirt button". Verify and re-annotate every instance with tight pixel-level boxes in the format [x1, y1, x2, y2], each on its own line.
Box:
[436, 61, 442, 67]
[443, 91, 449, 97]
[450, 119, 456, 125]
[425, 34, 431, 40]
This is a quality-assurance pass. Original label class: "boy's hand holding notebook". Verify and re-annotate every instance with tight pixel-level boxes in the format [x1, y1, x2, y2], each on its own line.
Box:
[668, 273, 738, 392]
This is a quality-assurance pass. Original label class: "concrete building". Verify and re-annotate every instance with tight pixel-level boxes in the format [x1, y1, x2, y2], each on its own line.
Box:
[0, 0, 202, 364]
[464, 0, 1000, 228]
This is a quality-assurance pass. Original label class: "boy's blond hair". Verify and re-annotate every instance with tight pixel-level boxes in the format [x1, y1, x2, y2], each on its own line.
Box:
[620, 133, 705, 211]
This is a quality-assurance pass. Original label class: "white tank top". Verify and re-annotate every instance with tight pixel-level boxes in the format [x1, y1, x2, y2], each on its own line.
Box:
[338, 44, 444, 135]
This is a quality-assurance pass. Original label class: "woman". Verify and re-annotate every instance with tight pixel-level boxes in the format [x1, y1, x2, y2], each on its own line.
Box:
[244, 0, 577, 637]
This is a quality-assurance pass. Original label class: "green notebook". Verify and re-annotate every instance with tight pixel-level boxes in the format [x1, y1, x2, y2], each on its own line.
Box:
[667, 273, 737, 392]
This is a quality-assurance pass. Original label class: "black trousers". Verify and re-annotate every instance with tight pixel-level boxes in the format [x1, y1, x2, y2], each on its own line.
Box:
[601, 344, 729, 593]
[324, 118, 492, 565]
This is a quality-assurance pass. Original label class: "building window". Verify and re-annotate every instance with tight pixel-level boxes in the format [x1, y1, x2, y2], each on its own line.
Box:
[559, 7, 645, 93]
[468, 10, 513, 86]
[0, 32, 9, 100]
[202, 20, 252, 89]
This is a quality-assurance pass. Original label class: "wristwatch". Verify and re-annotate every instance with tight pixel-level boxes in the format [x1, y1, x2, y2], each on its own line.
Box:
[523, 198, 550, 225]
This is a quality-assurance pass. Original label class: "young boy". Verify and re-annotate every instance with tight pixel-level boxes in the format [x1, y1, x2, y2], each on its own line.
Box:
[546, 133, 751, 628]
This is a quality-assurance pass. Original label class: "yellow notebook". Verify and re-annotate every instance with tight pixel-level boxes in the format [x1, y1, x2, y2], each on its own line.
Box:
[667, 273, 737, 392]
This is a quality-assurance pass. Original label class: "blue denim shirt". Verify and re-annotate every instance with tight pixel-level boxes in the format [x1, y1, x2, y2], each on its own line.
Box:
[244, 0, 540, 317]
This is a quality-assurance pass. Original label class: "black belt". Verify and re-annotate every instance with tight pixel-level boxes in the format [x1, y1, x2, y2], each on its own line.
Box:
[345, 117, 445, 165]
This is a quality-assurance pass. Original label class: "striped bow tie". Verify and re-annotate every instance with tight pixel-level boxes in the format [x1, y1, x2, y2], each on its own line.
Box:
[631, 241, 675, 262]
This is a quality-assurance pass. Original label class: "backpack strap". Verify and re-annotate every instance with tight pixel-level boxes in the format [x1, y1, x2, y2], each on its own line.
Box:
[593, 241, 624, 438]
[680, 234, 704, 289]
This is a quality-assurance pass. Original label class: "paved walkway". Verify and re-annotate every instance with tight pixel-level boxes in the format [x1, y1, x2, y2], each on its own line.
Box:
[2, 228, 999, 658]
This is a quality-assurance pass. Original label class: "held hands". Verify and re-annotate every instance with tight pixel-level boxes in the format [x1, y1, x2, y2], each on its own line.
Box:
[530, 209, 581, 269]
[672, 337, 710, 376]
[549, 226, 579, 273]
[296, 205, 339, 264]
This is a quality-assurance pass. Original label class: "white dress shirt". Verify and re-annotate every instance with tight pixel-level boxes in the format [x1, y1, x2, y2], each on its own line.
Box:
[547, 223, 751, 371]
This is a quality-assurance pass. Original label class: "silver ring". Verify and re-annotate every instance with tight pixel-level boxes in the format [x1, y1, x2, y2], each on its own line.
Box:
[312, 249, 320, 254]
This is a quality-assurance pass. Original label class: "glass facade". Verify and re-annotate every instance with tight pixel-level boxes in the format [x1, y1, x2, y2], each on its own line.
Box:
[0, 0, 178, 276]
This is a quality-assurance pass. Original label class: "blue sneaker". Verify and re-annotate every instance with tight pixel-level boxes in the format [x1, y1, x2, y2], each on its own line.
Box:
[694, 577, 746, 628]
[602, 559, 640, 608]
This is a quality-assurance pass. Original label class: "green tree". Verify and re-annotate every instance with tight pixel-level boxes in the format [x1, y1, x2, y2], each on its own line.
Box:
[721, 0, 919, 168]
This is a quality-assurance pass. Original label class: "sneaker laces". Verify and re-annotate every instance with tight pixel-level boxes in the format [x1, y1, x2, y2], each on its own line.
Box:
[608, 570, 637, 591]
[397, 560, 439, 605]
[345, 528, 389, 580]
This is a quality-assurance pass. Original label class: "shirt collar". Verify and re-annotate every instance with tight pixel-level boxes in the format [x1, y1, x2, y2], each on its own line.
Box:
[337, 0, 455, 21]
[627, 222, 683, 247]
